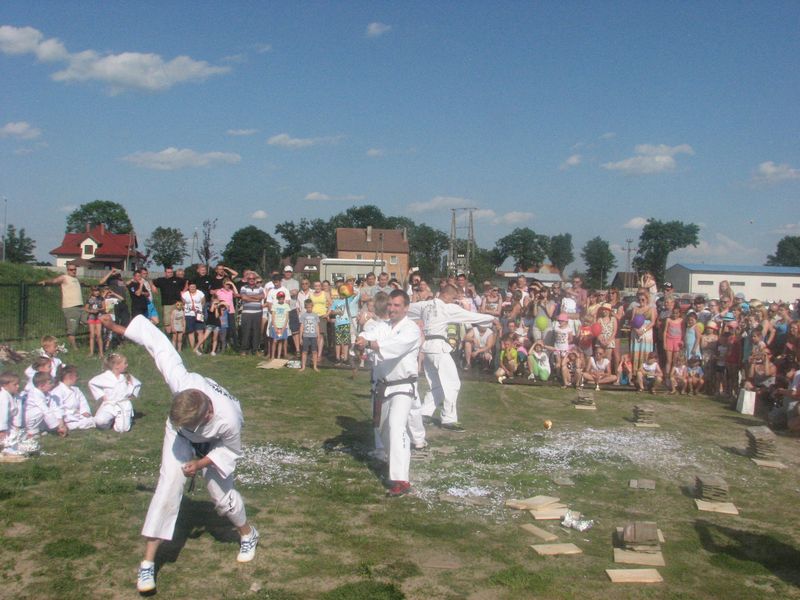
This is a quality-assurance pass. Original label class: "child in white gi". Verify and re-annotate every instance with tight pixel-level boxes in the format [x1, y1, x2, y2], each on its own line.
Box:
[25, 372, 68, 437]
[24, 356, 54, 395]
[88, 353, 141, 432]
[52, 365, 95, 430]
[98, 314, 258, 594]
[1, 372, 24, 450]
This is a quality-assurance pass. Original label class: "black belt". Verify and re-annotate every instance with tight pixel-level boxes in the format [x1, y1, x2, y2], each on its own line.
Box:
[425, 335, 448, 342]
[373, 376, 417, 427]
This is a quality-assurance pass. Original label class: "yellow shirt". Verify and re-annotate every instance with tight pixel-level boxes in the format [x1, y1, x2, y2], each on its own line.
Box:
[61, 275, 83, 308]
[310, 291, 328, 317]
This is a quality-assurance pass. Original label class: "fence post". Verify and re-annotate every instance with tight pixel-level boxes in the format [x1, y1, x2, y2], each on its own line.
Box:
[18, 283, 28, 339]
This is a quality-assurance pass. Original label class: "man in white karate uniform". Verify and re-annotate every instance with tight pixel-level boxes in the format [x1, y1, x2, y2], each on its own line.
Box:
[356, 290, 421, 496]
[408, 284, 495, 432]
[100, 315, 258, 594]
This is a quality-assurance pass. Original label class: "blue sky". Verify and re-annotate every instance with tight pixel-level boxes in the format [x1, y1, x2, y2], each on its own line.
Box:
[1, 1, 799, 271]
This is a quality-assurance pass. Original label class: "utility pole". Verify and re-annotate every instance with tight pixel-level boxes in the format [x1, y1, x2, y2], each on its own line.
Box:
[625, 238, 634, 290]
[1, 196, 7, 262]
[447, 207, 478, 277]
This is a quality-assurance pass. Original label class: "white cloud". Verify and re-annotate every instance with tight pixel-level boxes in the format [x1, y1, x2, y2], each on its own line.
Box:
[600, 132, 616, 140]
[493, 211, 534, 225]
[251, 210, 268, 219]
[122, 147, 241, 170]
[254, 43, 272, 54]
[623, 217, 648, 229]
[366, 22, 391, 38]
[408, 195, 474, 213]
[0, 25, 229, 93]
[366, 148, 385, 157]
[559, 153, 581, 170]
[772, 222, 800, 234]
[227, 128, 258, 136]
[675, 233, 759, 260]
[752, 161, 800, 184]
[0, 121, 42, 139]
[603, 143, 694, 174]
[473, 209, 497, 221]
[13, 147, 34, 155]
[305, 192, 365, 201]
[221, 53, 247, 64]
[267, 133, 343, 149]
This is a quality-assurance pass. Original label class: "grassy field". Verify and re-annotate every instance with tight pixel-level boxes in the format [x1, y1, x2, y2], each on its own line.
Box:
[1, 342, 799, 600]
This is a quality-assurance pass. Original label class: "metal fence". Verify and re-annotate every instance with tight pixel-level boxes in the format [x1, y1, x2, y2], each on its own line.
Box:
[0, 283, 102, 342]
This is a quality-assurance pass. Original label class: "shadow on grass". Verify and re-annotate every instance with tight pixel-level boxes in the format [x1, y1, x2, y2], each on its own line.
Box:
[720, 414, 763, 427]
[720, 445, 749, 457]
[695, 520, 800, 586]
[155, 496, 259, 568]
[323, 415, 386, 484]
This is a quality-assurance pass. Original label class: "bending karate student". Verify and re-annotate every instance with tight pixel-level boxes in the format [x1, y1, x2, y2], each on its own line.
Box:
[356, 290, 421, 497]
[408, 283, 495, 432]
[99, 315, 258, 595]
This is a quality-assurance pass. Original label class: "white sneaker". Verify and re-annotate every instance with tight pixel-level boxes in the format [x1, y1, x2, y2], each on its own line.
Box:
[137, 562, 156, 593]
[210, 351, 217, 356]
[527, 374, 536, 381]
[595, 384, 600, 391]
[237, 526, 259, 563]
[195, 348, 202, 356]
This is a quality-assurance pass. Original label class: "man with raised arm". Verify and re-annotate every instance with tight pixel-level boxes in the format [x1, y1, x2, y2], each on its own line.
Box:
[408, 283, 495, 432]
[100, 314, 258, 594]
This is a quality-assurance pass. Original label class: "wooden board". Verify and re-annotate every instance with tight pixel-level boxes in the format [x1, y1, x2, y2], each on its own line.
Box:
[552, 475, 575, 487]
[256, 358, 288, 369]
[751, 458, 787, 469]
[617, 527, 665, 543]
[523, 495, 561, 508]
[606, 568, 663, 583]
[530, 507, 570, 520]
[0, 453, 28, 463]
[629, 479, 656, 490]
[634, 422, 660, 428]
[575, 404, 597, 410]
[520, 523, 558, 542]
[613, 548, 666, 566]
[531, 543, 582, 556]
[695, 499, 739, 515]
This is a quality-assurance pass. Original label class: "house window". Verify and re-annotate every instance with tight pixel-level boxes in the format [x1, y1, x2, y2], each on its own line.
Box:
[83, 244, 94, 255]
[390, 272, 397, 279]
[761, 282, 776, 287]
[390, 255, 398, 265]
[793, 283, 800, 288]
[730, 281, 744, 286]
[356, 254, 363, 260]
[697, 280, 713, 286]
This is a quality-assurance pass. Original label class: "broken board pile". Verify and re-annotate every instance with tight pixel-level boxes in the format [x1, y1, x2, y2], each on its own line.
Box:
[745, 426, 777, 460]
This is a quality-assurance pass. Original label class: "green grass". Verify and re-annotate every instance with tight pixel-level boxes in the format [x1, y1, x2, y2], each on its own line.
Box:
[1, 343, 800, 599]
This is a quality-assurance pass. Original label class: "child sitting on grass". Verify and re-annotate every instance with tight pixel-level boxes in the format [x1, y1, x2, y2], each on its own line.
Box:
[637, 352, 663, 394]
[89, 353, 141, 432]
[0, 372, 23, 448]
[670, 354, 688, 395]
[584, 346, 616, 391]
[25, 372, 68, 438]
[495, 333, 519, 383]
[561, 350, 583, 389]
[32, 335, 63, 378]
[617, 353, 633, 386]
[687, 356, 705, 395]
[24, 356, 53, 394]
[527, 341, 551, 382]
[53, 365, 95, 430]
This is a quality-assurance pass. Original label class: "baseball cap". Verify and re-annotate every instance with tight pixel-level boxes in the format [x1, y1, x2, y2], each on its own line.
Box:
[284, 265, 293, 272]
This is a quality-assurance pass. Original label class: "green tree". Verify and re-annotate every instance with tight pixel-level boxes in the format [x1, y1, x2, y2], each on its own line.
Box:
[766, 236, 800, 266]
[407, 223, 448, 278]
[548, 233, 574, 276]
[581, 236, 616, 289]
[66, 200, 133, 234]
[196, 218, 219, 266]
[494, 228, 550, 272]
[222, 226, 281, 274]
[4, 224, 36, 263]
[469, 247, 502, 284]
[632, 219, 699, 284]
[275, 220, 314, 260]
[145, 227, 187, 268]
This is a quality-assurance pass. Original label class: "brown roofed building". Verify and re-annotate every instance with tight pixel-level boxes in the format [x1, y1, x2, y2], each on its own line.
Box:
[50, 223, 144, 271]
[335, 226, 409, 280]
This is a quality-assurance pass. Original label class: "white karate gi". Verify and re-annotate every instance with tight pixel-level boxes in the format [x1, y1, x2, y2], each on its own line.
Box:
[1, 387, 24, 446]
[24, 387, 64, 435]
[52, 382, 96, 430]
[360, 316, 421, 483]
[407, 299, 494, 425]
[88, 370, 141, 432]
[123, 316, 247, 541]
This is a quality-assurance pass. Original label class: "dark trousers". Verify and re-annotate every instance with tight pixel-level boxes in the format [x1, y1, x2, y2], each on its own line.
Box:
[240, 312, 262, 354]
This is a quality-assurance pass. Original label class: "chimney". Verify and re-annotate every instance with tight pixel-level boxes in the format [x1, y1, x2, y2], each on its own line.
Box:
[99, 223, 105, 235]
[402, 227, 407, 241]
[85, 222, 90, 232]
[366, 225, 372, 243]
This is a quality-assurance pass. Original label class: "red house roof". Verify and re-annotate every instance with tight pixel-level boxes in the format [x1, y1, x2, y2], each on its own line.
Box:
[50, 224, 141, 259]
[336, 227, 409, 255]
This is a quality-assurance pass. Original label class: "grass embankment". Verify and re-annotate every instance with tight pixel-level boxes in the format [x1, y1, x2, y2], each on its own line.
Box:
[1, 345, 799, 599]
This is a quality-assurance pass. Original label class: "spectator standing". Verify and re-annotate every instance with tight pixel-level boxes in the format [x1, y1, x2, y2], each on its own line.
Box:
[38, 263, 83, 349]
[127, 269, 151, 319]
[153, 266, 186, 335]
[238, 274, 265, 355]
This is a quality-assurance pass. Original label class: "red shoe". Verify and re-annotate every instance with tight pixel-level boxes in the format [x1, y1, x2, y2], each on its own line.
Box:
[386, 481, 411, 497]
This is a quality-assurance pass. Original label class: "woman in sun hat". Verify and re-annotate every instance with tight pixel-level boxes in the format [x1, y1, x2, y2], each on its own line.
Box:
[630, 289, 657, 372]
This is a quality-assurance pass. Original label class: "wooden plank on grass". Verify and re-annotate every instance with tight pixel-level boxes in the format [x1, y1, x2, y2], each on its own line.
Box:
[634, 422, 660, 428]
[530, 507, 569, 520]
[507, 495, 561, 510]
[0, 454, 27, 463]
[606, 568, 663, 583]
[751, 458, 787, 469]
[575, 404, 597, 410]
[531, 543, 582, 556]
[613, 548, 666, 566]
[520, 523, 558, 542]
[695, 499, 739, 515]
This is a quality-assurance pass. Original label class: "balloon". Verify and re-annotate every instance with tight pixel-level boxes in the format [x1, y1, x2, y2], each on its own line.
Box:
[631, 314, 645, 329]
[590, 322, 603, 337]
[696, 322, 704, 334]
[338, 283, 354, 298]
[543, 419, 553, 430]
[535, 315, 550, 331]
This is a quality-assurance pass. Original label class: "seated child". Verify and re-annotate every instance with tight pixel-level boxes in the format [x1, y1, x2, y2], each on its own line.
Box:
[1, 372, 24, 449]
[52, 365, 95, 430]
[527, 341, 551, 382]
[687, 356, 705, 395]
[617, 353, 633, 386]
[637, 352, 663, 394]
[89, 353, 141, 432]
[495, 333, 519, 383]
[584, 347, 616, 390]
[561, 350, 583, 389]
[670, 354, 688, 395]
[32, 335, 63, 376]
[24, 356, 53, 395]
[24, 372, 68, 437]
